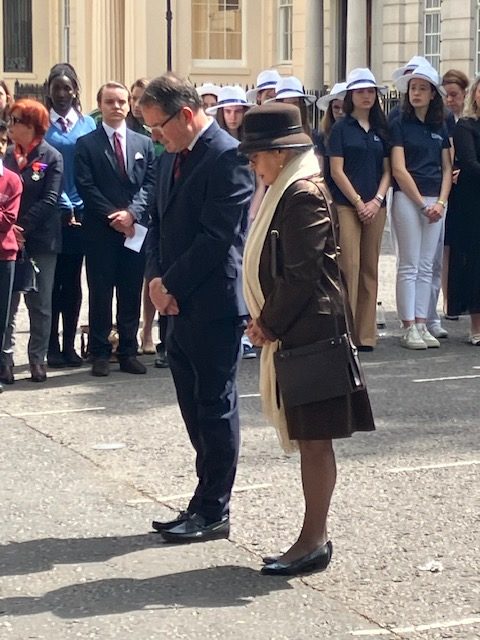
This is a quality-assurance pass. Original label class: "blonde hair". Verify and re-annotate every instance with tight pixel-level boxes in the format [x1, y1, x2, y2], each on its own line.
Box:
[465, 76, 480, 119]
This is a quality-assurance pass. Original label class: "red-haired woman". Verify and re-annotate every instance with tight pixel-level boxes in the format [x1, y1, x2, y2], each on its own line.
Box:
[0, 99, 63, 383]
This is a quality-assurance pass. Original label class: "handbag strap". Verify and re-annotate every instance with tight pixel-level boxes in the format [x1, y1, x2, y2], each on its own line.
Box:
[307, 176, 355, 341]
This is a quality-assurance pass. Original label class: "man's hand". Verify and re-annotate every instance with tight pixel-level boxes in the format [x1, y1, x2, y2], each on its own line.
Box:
[149, 277, 179, 315]
[108, 210, 135, 234]
[13, 225, 25, 250]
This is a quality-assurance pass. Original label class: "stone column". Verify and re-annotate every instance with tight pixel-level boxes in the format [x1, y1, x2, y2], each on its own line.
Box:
[304, 0, 324, 91]
[346, 0, 367, 72]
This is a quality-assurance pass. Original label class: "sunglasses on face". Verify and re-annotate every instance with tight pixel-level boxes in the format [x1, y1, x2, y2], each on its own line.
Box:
[9, 116, 26, 125]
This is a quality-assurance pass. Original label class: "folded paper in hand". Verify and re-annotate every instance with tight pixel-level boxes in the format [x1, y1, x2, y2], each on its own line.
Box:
[124, 223, 147, 252]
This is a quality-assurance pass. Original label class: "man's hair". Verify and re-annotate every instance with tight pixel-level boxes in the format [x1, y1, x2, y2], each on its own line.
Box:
[139, 73, 201, 115]
[96, 81, 130, 105]
[130, 77, 150, 93]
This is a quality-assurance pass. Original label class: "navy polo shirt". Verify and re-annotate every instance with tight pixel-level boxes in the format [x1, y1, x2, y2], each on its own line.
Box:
[390, 115, 450, 196]
[327, 115, 389, 206]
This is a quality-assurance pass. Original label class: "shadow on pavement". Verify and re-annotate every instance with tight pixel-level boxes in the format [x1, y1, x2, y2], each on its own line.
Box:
[0, 565, 291, 618]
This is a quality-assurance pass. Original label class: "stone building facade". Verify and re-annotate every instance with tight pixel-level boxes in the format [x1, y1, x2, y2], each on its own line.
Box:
[0, 0, 479, 111]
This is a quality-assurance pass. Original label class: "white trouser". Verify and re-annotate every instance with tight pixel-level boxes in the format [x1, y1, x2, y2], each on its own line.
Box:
[392, 191, 445, 321]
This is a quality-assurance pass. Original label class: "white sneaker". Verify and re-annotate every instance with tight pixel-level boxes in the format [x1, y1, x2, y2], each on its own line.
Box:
[401, 325, 427, 350]
[428, 324, 449, 339]
[469, 334, 480, 346]
[416, 323, 440, 348]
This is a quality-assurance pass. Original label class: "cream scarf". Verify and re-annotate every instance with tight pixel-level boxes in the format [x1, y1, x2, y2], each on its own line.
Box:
[243, 148, 320, 453]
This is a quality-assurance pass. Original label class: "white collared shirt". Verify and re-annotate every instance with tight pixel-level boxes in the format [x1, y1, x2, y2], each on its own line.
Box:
[188, 117, 214, 151]
[102, 121, 128, 166]
[50, 107, 79, 132]
[0, 159, 3, 176]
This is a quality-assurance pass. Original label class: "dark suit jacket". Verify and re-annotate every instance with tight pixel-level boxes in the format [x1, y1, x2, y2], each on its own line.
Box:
[74, 125, 156, 241]
[4, 140, 64, 254]
[145, 120, 254, 320]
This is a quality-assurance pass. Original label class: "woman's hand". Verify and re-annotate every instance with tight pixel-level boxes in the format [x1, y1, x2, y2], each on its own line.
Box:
[246, 318, 270, 347]
[360, 199, 381, 224]
[424, 203, 444, 223]
[13, 225, 25, 250]
[452, 169, 460, 185]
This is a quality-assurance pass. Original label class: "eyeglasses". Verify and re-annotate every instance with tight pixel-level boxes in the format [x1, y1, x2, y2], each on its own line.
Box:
[155, 109, 181, 131]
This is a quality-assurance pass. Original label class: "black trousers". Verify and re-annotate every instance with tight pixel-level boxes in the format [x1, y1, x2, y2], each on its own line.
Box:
[0, 260, 15, 352]
[85, 239, 144, 359]
[167, 314, 245, 522]
[49, 252, 84, 352]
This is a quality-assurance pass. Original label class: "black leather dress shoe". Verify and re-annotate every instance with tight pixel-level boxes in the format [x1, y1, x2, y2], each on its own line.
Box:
[91, 359, 110, 377]
[63, 349, 83, 367]
[47, 351, 67, 368]
[261, 541, 333, 576]
[154, 346, 169, 369]
[30, 364, 47, 383]
[160, 513, 230, 543]
[118, 356, 147, 374]
[0, 365, 14, 385]
[152, 510, 190, 532]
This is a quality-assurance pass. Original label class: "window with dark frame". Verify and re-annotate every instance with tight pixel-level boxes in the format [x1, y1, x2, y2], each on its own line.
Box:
[3, 0, 33, 73]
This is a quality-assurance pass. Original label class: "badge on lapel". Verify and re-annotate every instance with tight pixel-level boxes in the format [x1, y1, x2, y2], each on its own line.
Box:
[31, 161, 48, 181]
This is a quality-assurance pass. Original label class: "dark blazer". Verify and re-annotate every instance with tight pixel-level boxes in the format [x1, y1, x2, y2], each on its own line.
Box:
[4, 140, 64, 254]
[145, 120, 254, 320]
[258, 175, 344, 345]
[74, 126, 156, 240]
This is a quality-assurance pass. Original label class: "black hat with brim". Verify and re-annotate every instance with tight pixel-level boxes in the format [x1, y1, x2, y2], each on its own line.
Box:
[238, 102, 313, 155]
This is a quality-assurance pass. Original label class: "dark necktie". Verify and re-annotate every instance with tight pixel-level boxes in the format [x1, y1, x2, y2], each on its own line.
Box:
[57, 117, 68, 132]
[113, 132, 127, 177]
[173, 149, 190, 182]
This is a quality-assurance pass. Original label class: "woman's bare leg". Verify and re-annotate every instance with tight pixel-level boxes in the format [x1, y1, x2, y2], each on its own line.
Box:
[277, 439, 336, 563]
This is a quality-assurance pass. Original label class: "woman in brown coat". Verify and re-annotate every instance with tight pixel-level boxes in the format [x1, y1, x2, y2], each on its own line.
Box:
[241, 103, 375, 576]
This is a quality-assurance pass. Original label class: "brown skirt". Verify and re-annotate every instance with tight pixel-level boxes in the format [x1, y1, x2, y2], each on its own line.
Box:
[280, 314, 375, 440]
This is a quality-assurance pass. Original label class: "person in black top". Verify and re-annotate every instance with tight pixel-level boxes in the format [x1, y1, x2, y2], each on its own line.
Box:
[315, 82, 346, 191]
[328, 68, 390, 351]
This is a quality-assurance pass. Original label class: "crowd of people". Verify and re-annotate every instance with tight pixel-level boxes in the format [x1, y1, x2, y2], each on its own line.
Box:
[0, 57, 479, 574]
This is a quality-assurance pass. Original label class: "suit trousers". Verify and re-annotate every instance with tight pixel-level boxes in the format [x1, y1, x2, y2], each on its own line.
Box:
[2, 253, 57, 366]
[49, 252, 84, 353]
[166, 314, 245, 522]
[336, 204, 386, 347]
[85, 238, 144, 359]
[0, 261, 15, 353]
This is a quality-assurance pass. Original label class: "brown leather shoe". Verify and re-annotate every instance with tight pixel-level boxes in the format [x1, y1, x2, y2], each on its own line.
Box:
[118, 356, 147, 374]
[0, 365, 14, 385]
[30, 363, 47, 383]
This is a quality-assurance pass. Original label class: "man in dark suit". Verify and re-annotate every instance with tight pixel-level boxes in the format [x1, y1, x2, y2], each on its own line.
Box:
[75, 82, 156, 376]
[140, 74, 254, 542]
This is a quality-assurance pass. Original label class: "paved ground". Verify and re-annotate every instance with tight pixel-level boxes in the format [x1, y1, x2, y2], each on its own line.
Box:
[1, 229, 479, 639]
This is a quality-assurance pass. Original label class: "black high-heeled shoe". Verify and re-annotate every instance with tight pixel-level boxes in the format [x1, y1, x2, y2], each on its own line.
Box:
[261, 541, 333, 576]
